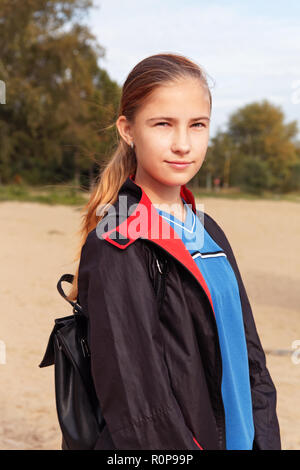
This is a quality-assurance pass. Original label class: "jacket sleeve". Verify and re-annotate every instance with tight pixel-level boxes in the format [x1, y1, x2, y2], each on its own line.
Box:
[77, 229, 202, 450]
[203, 212, 281, 450]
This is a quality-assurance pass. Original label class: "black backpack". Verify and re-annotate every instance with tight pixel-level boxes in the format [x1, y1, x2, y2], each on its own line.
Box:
[39, 254, 168, 450]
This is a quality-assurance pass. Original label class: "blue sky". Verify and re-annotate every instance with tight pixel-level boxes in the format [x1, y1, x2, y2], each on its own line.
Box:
[85, 0, 300, 139]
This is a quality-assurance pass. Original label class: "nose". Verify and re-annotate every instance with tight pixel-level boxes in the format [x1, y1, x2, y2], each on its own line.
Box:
[171, 128, 191, 154]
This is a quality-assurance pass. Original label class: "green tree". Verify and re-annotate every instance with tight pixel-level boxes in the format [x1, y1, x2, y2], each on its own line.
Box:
[239, 156, 272, 194]
[228, 100, 299, 192]
[284, 142, 300, 191]
[198, 129, 241, 189]
[0, 0, 121, 185]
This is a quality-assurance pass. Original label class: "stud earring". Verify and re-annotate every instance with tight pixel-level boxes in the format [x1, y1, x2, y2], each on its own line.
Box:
[130, 141, 134, 149]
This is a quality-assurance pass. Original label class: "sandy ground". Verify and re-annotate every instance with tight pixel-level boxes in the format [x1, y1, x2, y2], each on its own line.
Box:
[0, 197, 299, 450]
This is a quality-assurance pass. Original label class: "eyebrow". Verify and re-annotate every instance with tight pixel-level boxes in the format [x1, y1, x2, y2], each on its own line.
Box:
[146, 116, 210, 122]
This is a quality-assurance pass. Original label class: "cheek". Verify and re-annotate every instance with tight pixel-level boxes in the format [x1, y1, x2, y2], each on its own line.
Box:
[194, 134, 209, 160]
[193, 128, 209, 144]
[138, 131, 167, 159]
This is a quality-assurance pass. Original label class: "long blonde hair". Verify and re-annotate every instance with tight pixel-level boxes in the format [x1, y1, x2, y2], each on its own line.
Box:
[67, 53, 212, 302]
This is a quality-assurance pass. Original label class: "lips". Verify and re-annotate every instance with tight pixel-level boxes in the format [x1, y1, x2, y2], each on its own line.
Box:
[165, 161, 193, 169]
[166, 161, 192, 164]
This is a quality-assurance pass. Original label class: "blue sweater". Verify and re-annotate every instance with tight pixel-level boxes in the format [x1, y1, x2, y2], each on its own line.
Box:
[155, 199, 254, 450]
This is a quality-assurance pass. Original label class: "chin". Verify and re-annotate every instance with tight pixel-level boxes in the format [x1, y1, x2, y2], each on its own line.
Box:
[159, 173, 192, 187]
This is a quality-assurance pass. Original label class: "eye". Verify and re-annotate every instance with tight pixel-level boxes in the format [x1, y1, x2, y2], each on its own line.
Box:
[193, 122, 205, 128]
[156, 122, 169, 126]
[155, 122, 206, 128]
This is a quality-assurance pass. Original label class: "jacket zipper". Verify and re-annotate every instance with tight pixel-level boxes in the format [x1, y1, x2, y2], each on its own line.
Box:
[155, 256, 205, 451]
[155, 257, 168, 316]
[148, 239, 226, 450]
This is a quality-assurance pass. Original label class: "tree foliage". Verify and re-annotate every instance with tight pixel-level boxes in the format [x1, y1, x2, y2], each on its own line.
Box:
[0, 0, 121, 185]
[204, 100, 300, 193]
[1, 4, 299, 194]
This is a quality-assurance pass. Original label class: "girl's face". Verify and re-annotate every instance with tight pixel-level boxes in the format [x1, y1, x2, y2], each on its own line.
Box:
[118, 77, 211, 189]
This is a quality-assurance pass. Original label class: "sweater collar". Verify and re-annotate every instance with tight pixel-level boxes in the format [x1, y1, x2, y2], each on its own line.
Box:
[128, 173, 197, 214]
[97, 173, 197, 244]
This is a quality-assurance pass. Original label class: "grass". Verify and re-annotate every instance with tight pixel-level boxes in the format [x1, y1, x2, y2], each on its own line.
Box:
[193, 188, 300, 203]
[0, 183, 300, 205]
[0, 183, 90, 205]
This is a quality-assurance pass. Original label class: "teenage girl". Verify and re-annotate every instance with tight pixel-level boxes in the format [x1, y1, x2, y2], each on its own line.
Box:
[67, 53, 281, 450]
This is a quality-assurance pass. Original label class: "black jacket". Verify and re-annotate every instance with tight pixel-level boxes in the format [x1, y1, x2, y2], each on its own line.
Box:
[77, 174, 281, 450]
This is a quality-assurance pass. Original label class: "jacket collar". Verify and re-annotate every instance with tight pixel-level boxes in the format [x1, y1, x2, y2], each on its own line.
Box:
[98, 173, 215, 316]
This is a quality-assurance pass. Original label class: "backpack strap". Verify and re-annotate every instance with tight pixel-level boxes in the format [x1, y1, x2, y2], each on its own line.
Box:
[57, 252, 168, 318]
[56, 273, 83, 314]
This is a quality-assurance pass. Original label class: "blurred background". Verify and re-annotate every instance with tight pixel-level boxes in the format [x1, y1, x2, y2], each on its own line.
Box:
[0, 0, 299, 450]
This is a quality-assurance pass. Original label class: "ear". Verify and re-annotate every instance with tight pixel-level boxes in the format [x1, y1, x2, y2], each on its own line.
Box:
[116, 115, 134, 146]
